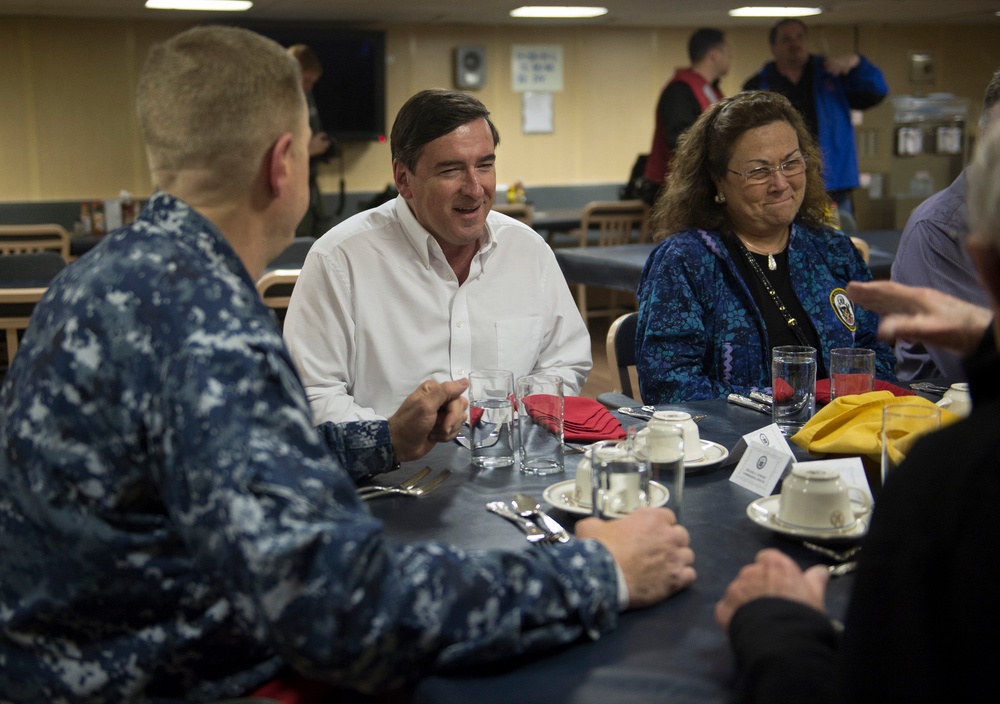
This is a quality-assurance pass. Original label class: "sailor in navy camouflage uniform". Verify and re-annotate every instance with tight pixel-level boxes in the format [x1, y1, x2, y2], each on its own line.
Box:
[0, 26, 695, 702]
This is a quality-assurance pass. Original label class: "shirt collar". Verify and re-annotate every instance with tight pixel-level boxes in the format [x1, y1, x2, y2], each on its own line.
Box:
[392, 194, 497, 269]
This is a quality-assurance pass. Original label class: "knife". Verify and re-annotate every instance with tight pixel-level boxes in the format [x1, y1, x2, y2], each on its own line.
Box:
[726, 393, 772, 415]
[485, 502, 549, 542]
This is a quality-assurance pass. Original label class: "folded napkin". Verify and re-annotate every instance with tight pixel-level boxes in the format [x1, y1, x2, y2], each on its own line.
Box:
[563, 396, 627, 442]
[815, 378, 915, 405]
[469, 396, 626, 442]
[790, 390, 959, 462]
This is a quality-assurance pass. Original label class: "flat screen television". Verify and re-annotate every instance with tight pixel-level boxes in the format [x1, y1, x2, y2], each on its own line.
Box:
[222, 21, 386, 143]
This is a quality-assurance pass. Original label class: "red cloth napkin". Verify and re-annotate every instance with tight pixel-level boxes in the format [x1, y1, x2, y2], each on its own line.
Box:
[815, 377, 915, 405]
[471, 396, 625, 442]
[561, 396, 626, 442]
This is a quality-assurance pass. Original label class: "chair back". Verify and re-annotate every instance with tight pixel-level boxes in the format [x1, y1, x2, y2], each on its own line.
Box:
[577, 200, 649, 247]
[0, 251, 67, 287]
[492, 202, 534, 227]
[1, 287, 48, 367]
[0, 224, 71, 262]
[606, 311, 639, 399]
[850, 236, 871, 264]
[256, 269, 300, 328]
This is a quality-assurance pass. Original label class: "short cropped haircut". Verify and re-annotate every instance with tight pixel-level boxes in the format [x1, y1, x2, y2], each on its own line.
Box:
[968, 120, 1000, 251]
[979, 68, 1000, 131]
[390, 89, 500, 173]
[689, 28, 726, 64]
[137, 25, 305, 197]
[651, 90, 827, 240]
[769, 18, 807, 45]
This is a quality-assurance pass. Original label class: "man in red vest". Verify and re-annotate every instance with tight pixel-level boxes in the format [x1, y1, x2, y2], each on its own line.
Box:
[639, 28, 731, 206]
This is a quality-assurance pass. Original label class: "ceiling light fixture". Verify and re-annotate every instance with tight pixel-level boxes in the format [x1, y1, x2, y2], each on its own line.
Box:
[510, 6, 609, 19]
[145, 1, 253, 11]
[728, 6, 823, 18]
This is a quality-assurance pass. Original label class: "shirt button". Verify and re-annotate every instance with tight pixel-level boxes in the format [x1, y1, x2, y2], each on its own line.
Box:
[456, 320, 463, 328]
[457, 368, 465, 377]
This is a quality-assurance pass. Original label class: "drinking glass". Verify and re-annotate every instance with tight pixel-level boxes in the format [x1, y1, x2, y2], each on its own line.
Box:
[591, 439, 650, 519]
[517, 374, 564, 475]
[830, 347, 876, 399]
[880, 404, 942, 485]
[469, 370, 515, 468]
[771, 345, 817, 435]
[640, 421, 684, 522]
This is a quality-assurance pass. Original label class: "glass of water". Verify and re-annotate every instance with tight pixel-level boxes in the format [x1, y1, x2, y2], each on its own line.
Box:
[469, 370, 515, 468]
[771, 345, 817, 435]
[516, 373, 564, 476]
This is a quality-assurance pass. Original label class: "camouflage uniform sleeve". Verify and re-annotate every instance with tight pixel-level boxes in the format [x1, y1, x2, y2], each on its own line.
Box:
[158, 338, 620, 691]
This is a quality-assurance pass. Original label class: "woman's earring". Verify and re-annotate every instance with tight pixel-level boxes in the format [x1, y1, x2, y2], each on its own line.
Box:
[714, 193, 727, 204]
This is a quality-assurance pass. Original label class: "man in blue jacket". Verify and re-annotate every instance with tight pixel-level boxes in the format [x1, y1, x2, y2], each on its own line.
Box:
[744, 18, 887, 216]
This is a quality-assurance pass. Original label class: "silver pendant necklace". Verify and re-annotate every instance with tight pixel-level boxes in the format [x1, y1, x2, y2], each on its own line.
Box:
[738, 234, 786, 270]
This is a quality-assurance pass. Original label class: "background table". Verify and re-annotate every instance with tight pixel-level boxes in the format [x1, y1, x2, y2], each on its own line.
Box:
[365, 398, 857, 704]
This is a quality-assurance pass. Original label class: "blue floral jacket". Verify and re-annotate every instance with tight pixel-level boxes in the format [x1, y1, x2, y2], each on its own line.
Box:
[0, 193, 619, 702]
[636, 224, 896, 404]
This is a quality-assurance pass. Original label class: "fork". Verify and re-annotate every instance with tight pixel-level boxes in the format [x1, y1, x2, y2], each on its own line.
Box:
[802, 541, 861, 562]
[909, 381, 948, 395]
[357, 466, 432, 495]
[360, 469, 451, 501]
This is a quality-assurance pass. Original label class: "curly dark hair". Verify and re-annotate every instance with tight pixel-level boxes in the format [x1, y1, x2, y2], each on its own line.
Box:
[650, 90, 829, 241]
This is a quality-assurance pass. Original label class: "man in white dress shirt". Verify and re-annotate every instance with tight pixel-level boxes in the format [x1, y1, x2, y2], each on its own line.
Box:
[284, 89, 591, 422]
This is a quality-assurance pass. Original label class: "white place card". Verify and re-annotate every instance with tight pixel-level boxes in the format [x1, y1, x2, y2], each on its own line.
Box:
[791, 457, 874, 502]
[728, 424, 796, 496]
[724, 423, 794, 465]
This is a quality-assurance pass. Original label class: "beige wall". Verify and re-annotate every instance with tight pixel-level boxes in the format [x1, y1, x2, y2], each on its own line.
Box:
[2, 16, 1000, 204]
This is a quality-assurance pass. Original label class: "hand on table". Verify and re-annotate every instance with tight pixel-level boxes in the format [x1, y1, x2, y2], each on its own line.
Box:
[388, 379, 469, 462]
[715, 548, 829, 633]
[576, 507, 696, 609]
[846, 280, 992, 357]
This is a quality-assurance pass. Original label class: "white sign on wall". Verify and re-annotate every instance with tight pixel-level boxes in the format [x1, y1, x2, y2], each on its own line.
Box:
[511, 45, 564, 92]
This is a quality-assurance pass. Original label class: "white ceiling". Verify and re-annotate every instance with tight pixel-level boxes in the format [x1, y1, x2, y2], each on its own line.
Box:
[2, 0, 999, 28]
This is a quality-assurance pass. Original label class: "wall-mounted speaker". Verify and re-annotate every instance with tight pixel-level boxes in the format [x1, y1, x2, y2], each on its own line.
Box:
[455, 45, 487, 90]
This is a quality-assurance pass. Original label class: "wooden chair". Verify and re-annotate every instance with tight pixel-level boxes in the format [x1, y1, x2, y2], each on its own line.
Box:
[850, 236, 871, 264]
[492, 202, 534, 227]
[571, 200, 649, 321]
[606, 311, 640, 401]
[256, 269, 300, 329]
[573, 200, 650, 247]
[1, 287, 47, 367]
[0, 224, 72, 263]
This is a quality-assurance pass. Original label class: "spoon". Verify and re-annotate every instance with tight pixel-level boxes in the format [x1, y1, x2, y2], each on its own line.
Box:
[511, 493, 571, 543]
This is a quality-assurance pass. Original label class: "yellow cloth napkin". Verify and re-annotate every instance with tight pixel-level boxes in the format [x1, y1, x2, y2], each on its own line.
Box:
[790, 391, 960, 462]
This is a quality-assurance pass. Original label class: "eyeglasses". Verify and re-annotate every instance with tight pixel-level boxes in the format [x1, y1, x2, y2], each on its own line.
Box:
[728, 157, 807, 185]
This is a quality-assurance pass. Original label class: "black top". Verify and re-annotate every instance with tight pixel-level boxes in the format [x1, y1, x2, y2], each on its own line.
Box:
[744, 64, 818, 138]
[723, 237, 824, 374]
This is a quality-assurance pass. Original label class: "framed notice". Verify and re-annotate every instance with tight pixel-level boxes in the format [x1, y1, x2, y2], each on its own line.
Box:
[512, 45, 564, 92]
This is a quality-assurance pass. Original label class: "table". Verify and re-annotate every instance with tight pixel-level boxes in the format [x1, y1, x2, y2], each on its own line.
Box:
[554, 243, 654, 294]
[366, 398, 856, 704]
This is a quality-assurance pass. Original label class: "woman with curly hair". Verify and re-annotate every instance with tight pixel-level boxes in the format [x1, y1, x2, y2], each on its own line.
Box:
[636, 90, 895, 403]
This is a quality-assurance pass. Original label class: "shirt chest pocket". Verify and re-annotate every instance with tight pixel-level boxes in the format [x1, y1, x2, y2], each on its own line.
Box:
[494, 316, 544, 377]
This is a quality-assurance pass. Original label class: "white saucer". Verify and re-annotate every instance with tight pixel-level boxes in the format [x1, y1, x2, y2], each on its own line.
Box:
[685, 440, 729, 469]
[543, 479, 670, 516]
[746, 495, 869, 541]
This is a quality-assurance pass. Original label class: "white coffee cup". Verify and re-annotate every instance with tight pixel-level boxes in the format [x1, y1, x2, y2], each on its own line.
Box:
[649, 411, 703, 462]
[936, 382, 971, 417]
[777, 466, 871, 531]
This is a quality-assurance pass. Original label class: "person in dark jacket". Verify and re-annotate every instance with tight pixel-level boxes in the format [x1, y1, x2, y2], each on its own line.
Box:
[743, 18, 887, 216]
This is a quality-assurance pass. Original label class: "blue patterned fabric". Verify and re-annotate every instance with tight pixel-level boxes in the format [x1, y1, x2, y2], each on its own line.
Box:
[0, 193, 620, 702]
[636, 224, 896, 404]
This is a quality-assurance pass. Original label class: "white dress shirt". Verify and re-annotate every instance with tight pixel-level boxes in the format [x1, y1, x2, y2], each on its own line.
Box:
[284, 195, 592, 423]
